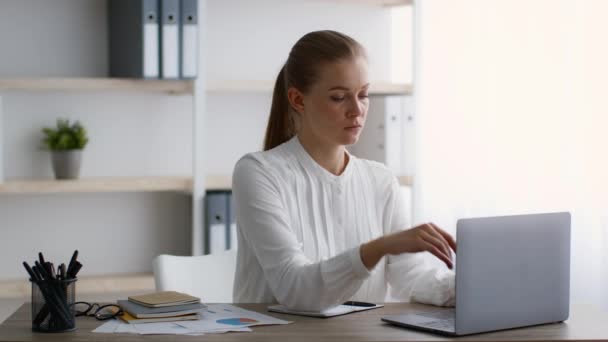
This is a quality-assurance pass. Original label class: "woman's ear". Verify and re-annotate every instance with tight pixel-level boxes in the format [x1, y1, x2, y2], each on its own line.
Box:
[287, 87, 305, 115]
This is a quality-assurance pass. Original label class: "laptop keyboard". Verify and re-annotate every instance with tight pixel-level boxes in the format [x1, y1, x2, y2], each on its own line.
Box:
[414, 309, 455, 331]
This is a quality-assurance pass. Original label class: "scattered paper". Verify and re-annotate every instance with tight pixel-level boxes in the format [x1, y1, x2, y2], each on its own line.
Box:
[92, 319, 120, 333]
[134, 322, 202, 335]
[93, 304, 291, 335]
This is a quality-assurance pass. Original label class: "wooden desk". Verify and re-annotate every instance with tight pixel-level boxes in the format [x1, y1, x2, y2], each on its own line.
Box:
[0, 303, 607, 342]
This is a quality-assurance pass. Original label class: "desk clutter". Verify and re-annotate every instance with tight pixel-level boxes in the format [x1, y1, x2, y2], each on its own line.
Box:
[117, 291, 204, 324]
[93, 291, 291, 335]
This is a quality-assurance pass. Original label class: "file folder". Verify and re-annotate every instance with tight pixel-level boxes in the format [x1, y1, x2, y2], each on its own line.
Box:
[160, 0, 180, 79]
[205, 190, 228, 254]
[228, 192, 237, 250]
[349, 96, 407, 173]
[108, 0, 160, 78]
[0, 96, 3, 182]
[180, 0, 198, 79]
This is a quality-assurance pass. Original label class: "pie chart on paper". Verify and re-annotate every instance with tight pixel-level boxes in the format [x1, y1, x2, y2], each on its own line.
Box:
[216, 318, 259, 326]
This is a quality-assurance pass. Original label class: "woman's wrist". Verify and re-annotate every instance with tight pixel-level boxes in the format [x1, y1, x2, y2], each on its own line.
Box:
[360, 236, 387, 270]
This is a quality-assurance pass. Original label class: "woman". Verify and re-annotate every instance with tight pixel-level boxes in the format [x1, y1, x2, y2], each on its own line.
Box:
[232, 30, 455, 311]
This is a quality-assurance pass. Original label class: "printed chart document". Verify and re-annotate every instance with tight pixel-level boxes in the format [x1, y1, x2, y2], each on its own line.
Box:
[93, 304, 291, 335]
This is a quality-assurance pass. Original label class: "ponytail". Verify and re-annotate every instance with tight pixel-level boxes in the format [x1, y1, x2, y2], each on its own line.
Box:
[263, 66, 295, 151]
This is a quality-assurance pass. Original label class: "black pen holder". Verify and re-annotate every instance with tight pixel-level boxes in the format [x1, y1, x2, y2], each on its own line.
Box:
[31, 278, 77, 333]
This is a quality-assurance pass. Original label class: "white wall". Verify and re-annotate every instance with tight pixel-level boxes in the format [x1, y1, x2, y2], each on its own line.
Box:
[0, 0, 107, 77]
[205, 0, 394, 83]
[415, 0, 608, 308]
[0, 193, 191, 279]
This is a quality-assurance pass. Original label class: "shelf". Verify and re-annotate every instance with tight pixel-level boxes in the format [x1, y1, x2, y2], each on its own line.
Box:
[328, 0, 413, 6]
[0, 78, 409, 96]
[207, 80, 412, 96]
[0, 176, 193, 194]
[0, 175, 241, 194]
[0, 78, 193, 95]
[205, 174, 232, 190]
[202, 174, 410, 189]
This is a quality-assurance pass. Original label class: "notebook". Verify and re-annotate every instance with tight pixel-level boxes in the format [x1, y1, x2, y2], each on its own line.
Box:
[118, 311, 200, 324]
[268, 302, 384, 318]
[117, 300, 205, 318]
[128, 291, 200, 308]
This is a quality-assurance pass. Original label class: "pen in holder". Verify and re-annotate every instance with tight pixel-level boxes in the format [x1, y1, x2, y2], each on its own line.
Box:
[22, 251, 82, 333]
[31, 277, 77, 332]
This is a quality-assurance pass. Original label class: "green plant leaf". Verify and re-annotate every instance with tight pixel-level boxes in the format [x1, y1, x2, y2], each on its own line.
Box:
[40, 118, 89, 151]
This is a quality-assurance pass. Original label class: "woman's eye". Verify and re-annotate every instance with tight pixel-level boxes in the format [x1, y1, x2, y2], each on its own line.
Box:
[331, 96, 345, 102]
[359, 94, 369, 99]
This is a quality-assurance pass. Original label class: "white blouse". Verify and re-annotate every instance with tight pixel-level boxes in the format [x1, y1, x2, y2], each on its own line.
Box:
[232, 136, 454, 311]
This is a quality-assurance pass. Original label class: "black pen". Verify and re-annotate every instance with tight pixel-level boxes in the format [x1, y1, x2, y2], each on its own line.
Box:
[343, 301, 376, 307]
[70, 262, 82, 278]
[38, 252, 46, 266]
[22, 262, 38, 283]
[67, 250, 78, 276]
[59, 264, 66, 280]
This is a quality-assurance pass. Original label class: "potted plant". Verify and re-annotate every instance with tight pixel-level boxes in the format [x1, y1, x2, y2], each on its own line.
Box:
[41, 118, 89, 180]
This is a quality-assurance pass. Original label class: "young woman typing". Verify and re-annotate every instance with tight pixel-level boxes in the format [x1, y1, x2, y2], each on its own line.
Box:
[232, 30, 456, 312]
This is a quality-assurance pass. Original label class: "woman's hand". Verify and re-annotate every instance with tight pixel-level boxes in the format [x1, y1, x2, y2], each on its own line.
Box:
[382, 223, 456, 269]
[360, 223, 457, 270]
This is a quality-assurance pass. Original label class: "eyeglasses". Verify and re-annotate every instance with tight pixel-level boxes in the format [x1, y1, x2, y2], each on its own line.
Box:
[72, 302, 123, 321]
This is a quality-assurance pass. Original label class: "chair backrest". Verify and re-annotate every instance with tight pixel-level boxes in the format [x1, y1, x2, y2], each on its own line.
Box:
[153, 249, 237, 303]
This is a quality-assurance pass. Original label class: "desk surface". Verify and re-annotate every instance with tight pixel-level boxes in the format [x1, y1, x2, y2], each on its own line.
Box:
[0, 303, 607, 342]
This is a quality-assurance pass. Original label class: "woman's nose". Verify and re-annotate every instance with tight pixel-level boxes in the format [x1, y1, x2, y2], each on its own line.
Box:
[347, 98, 364, 117]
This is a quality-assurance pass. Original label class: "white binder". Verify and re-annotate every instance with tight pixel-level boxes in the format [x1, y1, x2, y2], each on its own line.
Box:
[180, 0, 198, 79]
[349, 95, 410, 174]
[0, 96, 3, 182]
[142, 1, 160, 78]
[161, 0, 180, 79]
[229, 223, 237, 250]
[209, 224, 227, 255]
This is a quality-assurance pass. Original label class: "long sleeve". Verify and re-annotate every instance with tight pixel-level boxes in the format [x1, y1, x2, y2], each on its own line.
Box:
[383, 177, 456, 307]
[232, 156, 370, 312]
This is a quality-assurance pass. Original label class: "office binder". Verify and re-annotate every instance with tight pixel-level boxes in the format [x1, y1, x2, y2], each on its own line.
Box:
[180, 0, 198, 79]
[108, 0, 160, 78]
[205, 190, 228, 254]
[160, 0, 180, 79]
[228, 192, 237, 250]
[0, 96, 3, 182]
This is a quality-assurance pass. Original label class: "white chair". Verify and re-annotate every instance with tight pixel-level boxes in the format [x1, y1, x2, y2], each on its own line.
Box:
[153, 249, 237, 303]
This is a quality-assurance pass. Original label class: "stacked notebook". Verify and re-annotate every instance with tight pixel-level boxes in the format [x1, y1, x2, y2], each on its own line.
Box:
[118, 291, 205, 324]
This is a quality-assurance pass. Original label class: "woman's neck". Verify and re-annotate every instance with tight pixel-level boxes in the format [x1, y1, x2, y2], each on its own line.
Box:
[297, 133, 348, 176]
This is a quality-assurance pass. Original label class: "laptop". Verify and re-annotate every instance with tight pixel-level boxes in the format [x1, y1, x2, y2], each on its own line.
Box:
[382, 212, 571, 336]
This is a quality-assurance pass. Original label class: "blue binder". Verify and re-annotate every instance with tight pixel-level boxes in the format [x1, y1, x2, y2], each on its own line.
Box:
[204, 190, 235, 254]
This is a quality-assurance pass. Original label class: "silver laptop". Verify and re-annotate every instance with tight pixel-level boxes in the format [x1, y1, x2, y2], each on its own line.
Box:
[382, 212, 571, 336]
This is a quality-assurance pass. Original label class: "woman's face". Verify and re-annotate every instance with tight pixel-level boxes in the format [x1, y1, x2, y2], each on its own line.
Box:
[292, 56, 370, 147]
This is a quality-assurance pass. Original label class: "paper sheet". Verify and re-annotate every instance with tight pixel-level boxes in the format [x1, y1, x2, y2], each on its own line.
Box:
[93, 304, 291, 335]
